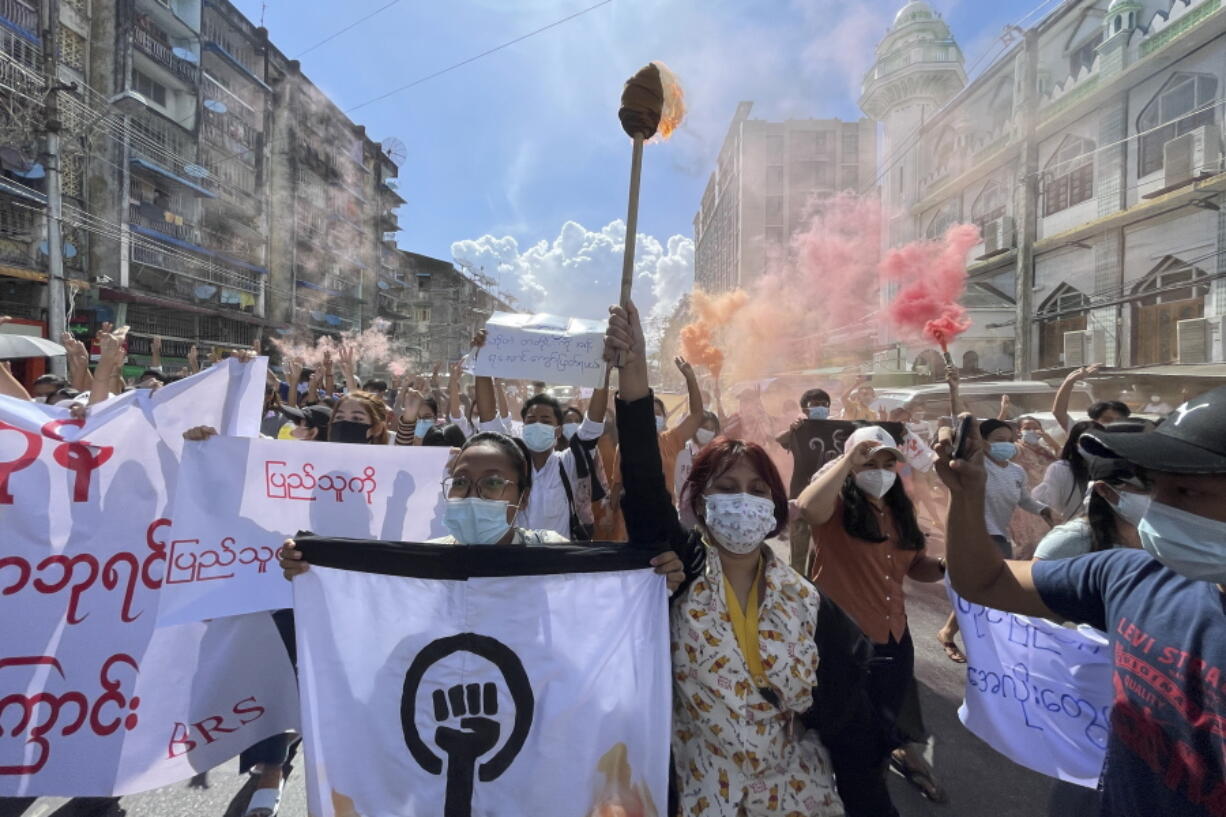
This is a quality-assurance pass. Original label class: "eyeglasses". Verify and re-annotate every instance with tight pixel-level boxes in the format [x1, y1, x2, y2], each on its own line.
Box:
[443, 475, 517, 500]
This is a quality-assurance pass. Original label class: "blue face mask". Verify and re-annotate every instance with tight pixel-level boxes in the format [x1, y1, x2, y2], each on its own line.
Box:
[443, 497, 513, 545]
[521, 422, 558, 453]
[807, 405, 830, 421]
[562, 422, 580, 440]
[414, 418, 435, 439]
[988, 441, 1017, 461]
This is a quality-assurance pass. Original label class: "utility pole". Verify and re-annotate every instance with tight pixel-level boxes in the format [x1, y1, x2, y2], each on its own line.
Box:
[40, 0, 67, 378]
[1013, 25, 1040, 380]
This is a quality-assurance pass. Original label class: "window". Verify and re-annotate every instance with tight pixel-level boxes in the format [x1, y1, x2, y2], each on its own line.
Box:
[841, 132, 858, 159]
[1044, 136, 1095, 215]
[1068, 34, 1102, 76]
[1131, 257, 1209, 365]
[816, 162, 833, 187]
[132, 70, 167, 106]
[789, 161, 815, 188]
[1038, 284, 1090, 368]
[841, 165, 858, 190]
[814, 131, 829, 154]
[765, 135, 784, 157]
[766, 165, 784, 192]
[415, 306, 431, 323]
[765, 196, 783, 225]
[971, 181, 1006, 229]
[1138, 73, 1218, 177]
[0, 203, 35, 238]
[925, 201, 958, 239]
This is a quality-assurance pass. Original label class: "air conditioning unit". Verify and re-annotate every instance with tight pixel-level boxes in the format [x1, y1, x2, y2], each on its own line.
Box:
[983, 217, 1016, 255]
[1177, 317, 1211, 364]
[1063, 329, 1105, 368]
[1163, 125, 1223, 189]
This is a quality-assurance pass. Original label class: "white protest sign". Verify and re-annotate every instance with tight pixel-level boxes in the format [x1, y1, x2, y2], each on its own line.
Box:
[160, 438, 452, 625]
[472, 312, 607, 387]
[0, 360, 300, 796]
[948, 583, 1112, 787]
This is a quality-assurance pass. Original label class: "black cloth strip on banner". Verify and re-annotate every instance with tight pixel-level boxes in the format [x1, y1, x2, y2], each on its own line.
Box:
[293, 535, 665, 580]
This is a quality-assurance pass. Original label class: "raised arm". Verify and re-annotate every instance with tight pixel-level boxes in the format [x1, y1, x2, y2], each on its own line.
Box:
[150, 335, 162, 371]
[671, 356, 704, 442]
[447, 360, 463, 419]
[711, 369, 727, 424]
[605, 301, 688, 550]
[0, 361, 31, 400]
[1053, 364, 1098, 432]
[587, 385, 610, 428]
[936, 415, 1056, 617]
[322, 348, 335, 395]
[89, 330, 126, 405]
[494, 377, 510, 420]
[62, 332, 93, 392]
[945, 364, 962, 416]
[337, 343, 357, 393]
[997, 394, 1010, 421]
[797, 440, 874, 527]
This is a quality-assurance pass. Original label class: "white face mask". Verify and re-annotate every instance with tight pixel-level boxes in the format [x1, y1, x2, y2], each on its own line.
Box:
[443, 497, 513, 544]
[702, 493, 776, 554]
[854, 468, 897, 498]
[561, 422, 580, 440]
[695, 428, 716, 446]
[655, 415, 666, 433]
[1138, 501, 1226, 584]
[521, 422, 557, 453]
[1022, 430, 1042, 446]
[1109, 489, 1152, 528]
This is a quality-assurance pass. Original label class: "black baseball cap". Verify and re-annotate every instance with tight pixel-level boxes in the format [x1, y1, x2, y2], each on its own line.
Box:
[281, 404, 332, 431]
[1082, 385, 1226, 475]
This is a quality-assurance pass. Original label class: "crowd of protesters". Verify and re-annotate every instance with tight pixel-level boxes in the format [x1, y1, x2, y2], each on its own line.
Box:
[1, 308, 1224, 817]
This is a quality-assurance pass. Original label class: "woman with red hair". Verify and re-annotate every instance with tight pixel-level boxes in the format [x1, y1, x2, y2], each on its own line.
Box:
[606, 302, 855, 817]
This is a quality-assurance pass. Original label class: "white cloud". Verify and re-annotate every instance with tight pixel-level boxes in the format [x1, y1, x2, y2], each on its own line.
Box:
[450, 220, 694, 327]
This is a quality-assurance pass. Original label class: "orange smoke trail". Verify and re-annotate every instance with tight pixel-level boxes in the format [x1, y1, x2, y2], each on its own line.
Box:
[679, 289, 748, 376]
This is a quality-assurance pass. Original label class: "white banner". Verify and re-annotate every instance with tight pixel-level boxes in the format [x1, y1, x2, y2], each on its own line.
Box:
[472, 311, 608, 387]
[293, 539, 670, 817]
[0, 360, 299, 796]
[161, 439, 451, 625]
[948, 583, 1112, 787]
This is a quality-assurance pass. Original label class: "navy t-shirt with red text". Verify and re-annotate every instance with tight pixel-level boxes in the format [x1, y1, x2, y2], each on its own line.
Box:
[1032, 549, 1226, 817]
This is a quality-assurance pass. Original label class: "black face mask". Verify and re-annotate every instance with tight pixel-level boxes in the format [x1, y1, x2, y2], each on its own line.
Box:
[330, 420, 372, 445]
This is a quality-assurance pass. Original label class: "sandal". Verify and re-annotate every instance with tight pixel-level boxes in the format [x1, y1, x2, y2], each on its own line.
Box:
[891, 750, 950, 804]
[937, 634, 967, 664]
[244, 785, 283, 817]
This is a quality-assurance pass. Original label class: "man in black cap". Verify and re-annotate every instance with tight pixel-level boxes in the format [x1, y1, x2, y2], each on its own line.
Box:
[279, 404, 331, 442]
[937, 385, 1226, 817]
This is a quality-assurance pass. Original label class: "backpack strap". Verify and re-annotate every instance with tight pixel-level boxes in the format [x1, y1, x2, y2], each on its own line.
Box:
[557, 460, 592, 541]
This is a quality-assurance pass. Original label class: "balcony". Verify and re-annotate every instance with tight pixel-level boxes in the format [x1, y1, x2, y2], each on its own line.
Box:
[130, 239, 263, 295]
[380, 210, 400, 232]
[133, 20, 199, 84]
[130, 202, 200, 244]
[0, 0, 38, 39]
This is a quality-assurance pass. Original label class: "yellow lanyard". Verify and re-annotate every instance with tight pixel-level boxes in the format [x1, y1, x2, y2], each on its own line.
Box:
[723, 557, 767, 688]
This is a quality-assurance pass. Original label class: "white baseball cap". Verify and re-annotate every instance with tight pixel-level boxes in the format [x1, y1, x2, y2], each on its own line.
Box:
[843, 425, 904, 460]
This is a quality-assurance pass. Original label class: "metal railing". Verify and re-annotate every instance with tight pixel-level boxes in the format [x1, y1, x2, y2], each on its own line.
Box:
[133, 23, 198, 83]
[0, 0, 37, 34]
[129, 203, 200, 244]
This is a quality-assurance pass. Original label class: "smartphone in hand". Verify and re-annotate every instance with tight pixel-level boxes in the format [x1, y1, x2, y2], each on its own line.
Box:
[952, 414, 975, 460]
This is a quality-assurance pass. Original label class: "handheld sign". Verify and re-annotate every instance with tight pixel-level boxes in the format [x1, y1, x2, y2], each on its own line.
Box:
[473, 312, 608, 388]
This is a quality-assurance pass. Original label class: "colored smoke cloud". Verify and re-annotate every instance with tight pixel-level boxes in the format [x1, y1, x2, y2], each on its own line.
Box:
[882, 223, 982, 349]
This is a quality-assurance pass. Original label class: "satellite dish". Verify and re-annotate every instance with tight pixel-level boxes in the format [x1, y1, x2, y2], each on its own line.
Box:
[381, 137, 407, 166]
[377, 279, 389, 290]
[203, 99, 228, 114]
[13, 161, 44, 179]
[182, 163, 210, 179]
[63, 242, 77, 259]
[172, 46, 197, 63]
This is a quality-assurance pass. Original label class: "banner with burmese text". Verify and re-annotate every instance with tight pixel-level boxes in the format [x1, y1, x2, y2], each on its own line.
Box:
[0, 360, 299, 796]
[292, 537, 670, 817]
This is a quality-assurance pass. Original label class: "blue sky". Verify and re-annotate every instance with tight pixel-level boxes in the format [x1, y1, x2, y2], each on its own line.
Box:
[232, 0, 1043, 322]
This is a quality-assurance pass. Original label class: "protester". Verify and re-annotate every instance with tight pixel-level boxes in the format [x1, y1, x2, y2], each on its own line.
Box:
[840, 377, 879, 421]
[936, 417, 1052, 663]
[279, 404, 332, 442]
[798, 422, 948, 814]
[1141, 393, 1173, 415]
[30, 373, 66, 401]
[392, 386, 439, 446]
[607, 301, 857, 817]
[470, 336, 609, 540]
[1031, 420, 1097, 523]
[775, 388, 833, 570]
[1010, 414, 1060, 558]
[329, 391, 390, 445]
[937, 386, 1226, 817]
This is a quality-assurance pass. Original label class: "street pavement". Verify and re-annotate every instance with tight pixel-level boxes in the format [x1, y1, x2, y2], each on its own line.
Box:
[5, 530, 1063, 817]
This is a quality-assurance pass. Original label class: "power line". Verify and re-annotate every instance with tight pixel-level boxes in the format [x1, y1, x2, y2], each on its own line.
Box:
[346, 0, 614, 113]
[296, 0, 404, 57]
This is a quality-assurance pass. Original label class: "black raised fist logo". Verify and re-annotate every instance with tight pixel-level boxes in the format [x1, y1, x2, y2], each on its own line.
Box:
[403, 634, 533, 817]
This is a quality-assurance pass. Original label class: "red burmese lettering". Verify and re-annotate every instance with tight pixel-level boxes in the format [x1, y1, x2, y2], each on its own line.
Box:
[232, 697, 265, 726]
[87, 654, 140, 736]
[193, 715, 238, 744]
[32, 553, 100, 625]
[0, 656, 86, 775]
[142, 518, 171, 588]
[167, 722, 196, 759]
[0, 421, 42, 505]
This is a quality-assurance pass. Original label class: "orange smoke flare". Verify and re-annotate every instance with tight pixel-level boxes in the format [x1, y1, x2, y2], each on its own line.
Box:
[652, 61, 685, 141]
[679, 289, 748, 376]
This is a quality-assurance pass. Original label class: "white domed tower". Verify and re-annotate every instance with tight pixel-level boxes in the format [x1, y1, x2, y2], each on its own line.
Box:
[860, 2, 966, 220]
